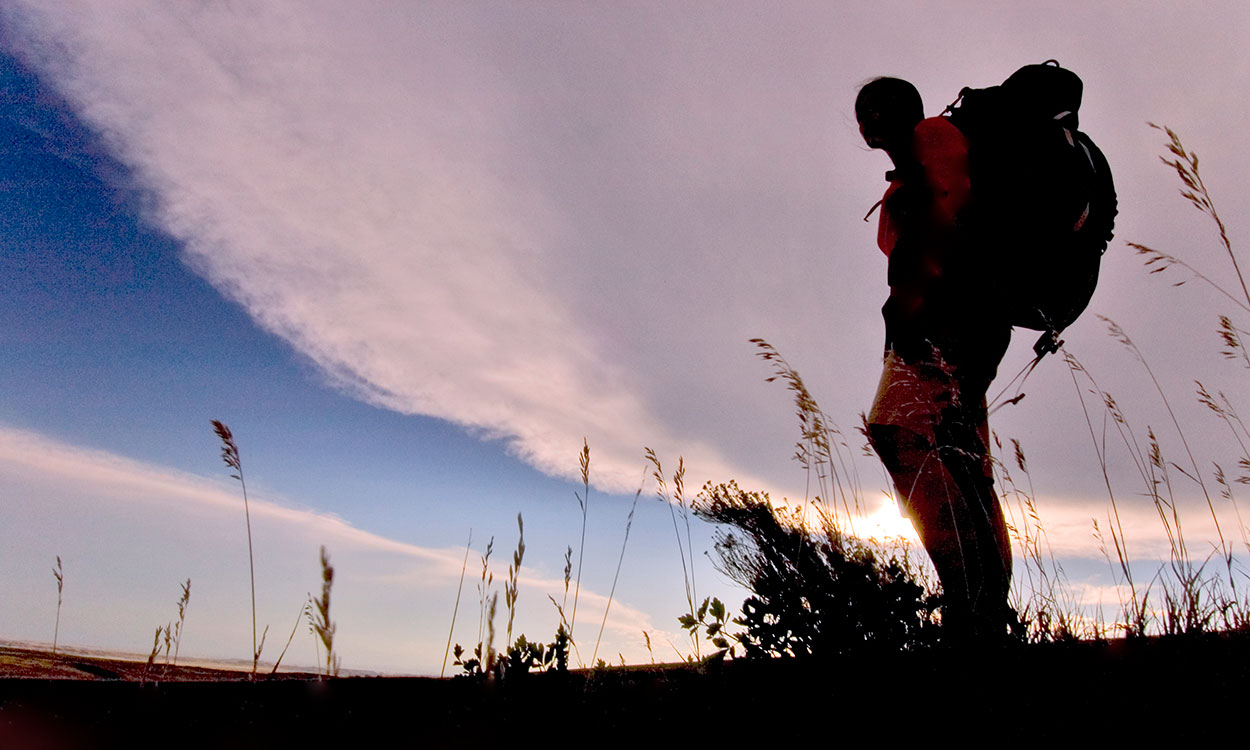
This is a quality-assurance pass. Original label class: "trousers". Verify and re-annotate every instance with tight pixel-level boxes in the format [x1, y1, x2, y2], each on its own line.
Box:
[866, 346, 1012, 639]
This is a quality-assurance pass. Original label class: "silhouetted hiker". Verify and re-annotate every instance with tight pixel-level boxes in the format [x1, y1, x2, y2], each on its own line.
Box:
[857, 77, 1013, 642]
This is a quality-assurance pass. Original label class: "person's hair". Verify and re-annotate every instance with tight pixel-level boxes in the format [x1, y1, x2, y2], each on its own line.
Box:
[855, 77, 923, 127]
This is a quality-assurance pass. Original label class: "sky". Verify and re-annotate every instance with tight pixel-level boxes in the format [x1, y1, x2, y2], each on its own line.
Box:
[2, 2, 1249, 675]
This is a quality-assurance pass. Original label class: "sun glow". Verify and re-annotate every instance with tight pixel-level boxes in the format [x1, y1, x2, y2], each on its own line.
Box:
[853, 493, 921, 545]
[779, 492, 920, 545]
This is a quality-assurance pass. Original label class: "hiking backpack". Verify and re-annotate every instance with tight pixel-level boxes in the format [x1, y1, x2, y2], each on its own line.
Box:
[944, 60, 1117, 355]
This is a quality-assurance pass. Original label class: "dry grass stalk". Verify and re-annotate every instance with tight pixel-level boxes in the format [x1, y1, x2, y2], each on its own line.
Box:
[1063, 350, 1150, 635]
[546, 594, 579, 666]
[311, 545, 340, 677]
[1067, 124, 1250, 635]
[646, 448, 700, 660]
[305, 598, 320, 672]
[561, 545, 572, 610]
[484, 590, 499, 676]
[271, 598, 309, 675]
[752, 338, 865, 526]
[569, 439, 590, 645]
[1082, 330, 1226, 634]
[1130, 124, 1246, 312]
[504, 514, 524, 649]
[172, 578, 190, 666]
[51, 556, 63, 656]
[476, 538, 494, 665]
[211, 419, 266, 676]
[161, 623, 172, 665]
[592, 466, 648, 666]
[995, 434, 1084, 640]
[441, 529, 473, 678]
[450, 537, 500, 674]
[547, 540, 582, 667]
[142, 626, 163, 685]
[1100, 316, 1224, 558]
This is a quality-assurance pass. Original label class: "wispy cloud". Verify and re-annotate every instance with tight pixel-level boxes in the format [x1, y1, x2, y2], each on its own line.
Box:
[0, 423, 664, 671]
[0, 423, 467, 564]
[1, 2, 877, 496]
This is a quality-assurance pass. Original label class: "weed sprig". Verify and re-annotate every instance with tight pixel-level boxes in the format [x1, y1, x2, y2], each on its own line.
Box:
[211, 420, 267, 676]
[172, 579, 190, 666]
[51, 556, 63, 656]
[569, 440, 590, 648]
[647, 449, 700, 659]
[310, 546, 340, 677]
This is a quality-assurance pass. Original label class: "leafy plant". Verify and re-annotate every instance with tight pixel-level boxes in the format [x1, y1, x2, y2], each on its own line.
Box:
[679, 596, 734, 656]
[452, 511, 567, 680]
[454, 630, 564, 680]
[504, 634, 551, 676]
[453, 596, 500, 678]
[548, 623, 570, 674]
[451, 643, 479, 676]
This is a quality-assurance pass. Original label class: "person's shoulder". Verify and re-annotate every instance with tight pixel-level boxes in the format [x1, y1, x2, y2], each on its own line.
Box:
[914, 116, 965, 144]
[913, 116, 967, 160]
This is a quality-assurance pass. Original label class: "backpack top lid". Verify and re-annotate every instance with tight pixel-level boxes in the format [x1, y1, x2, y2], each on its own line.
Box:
[1001, 60, 1083, 128]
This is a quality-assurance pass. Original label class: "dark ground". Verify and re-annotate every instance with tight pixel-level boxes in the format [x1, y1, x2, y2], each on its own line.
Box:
[2, 633, 1247, 747]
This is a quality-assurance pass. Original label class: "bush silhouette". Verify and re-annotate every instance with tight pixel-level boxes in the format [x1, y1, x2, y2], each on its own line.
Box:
[694, 481, 942, 658]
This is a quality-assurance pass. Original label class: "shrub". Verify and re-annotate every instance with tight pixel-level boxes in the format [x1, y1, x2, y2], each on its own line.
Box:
[694, 481, 941, 658]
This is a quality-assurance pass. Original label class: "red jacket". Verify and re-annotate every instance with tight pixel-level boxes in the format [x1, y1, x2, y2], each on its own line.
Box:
[876, 117, 971, 257]
[875, 116, 1006, 373]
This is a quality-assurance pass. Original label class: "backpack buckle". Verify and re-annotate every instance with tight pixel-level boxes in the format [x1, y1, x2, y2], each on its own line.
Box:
[1033, 329, 1063, 357]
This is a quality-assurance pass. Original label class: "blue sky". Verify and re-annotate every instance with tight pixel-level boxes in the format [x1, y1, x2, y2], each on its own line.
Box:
[2, 2, 1249, 674]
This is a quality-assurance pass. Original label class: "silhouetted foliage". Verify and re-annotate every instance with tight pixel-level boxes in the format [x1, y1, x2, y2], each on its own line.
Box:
[694, 481, 942, 658]
[453, 627, 570, 680]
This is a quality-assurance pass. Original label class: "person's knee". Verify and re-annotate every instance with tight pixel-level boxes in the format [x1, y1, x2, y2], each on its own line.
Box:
[866, 422, 902, 473]
[867, 422, 931, 475]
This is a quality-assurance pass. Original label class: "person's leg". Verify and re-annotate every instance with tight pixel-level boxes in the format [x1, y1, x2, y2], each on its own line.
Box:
[931, 398, 1011, 638]
[868, 423, 985, 637]
[868, 354, 1011, 641]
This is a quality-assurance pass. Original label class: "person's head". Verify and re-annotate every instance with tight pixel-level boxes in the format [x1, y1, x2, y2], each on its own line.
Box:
[855, 77, 923, 153]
